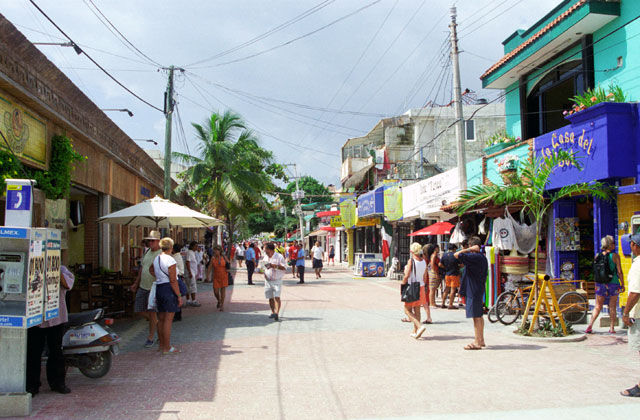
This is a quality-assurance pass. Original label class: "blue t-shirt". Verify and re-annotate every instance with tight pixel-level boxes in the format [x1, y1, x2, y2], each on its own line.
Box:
[457, 252, 488, 299]
[440, 251, 460, 276]
[245, 247, 256, 262]
[296, 249, 305, 266]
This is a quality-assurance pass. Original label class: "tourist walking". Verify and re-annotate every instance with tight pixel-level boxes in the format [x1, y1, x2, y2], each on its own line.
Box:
[440, 244, 461, 309]
[196, 245, 205, 282]
[288, 241, 299, 278]
[263, 243, 286, 321]
[586, 235, 625, 333]
[312, 241, 324, 279]
[402, 243, 428, 339]
[171, 243, 186, 322]
[208, 245, 230, 311]
[184, 242, 201, 307]
[455, 237, 488, 350]
[245, 243, 257, 285]
[425, 244, 442, 308]
[235, 243, 245, 267]
[328, 245, 335, 265]
[149, 237, 182, 355]
[296, 242, 306, 284]
[131, 231, 161, 348]
[621, 234, 640, 397]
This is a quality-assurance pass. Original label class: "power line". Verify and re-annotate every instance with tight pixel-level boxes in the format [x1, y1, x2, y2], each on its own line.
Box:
[460, 0, 526, 39]
[196, 0, 383, 68]
[83, 0, 163, 67]
[183, 0, 336, 67]
[28, 0, 164, 113]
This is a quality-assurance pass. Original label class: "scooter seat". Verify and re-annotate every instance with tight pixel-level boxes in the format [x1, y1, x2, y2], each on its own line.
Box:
[67, 309, 103, 327]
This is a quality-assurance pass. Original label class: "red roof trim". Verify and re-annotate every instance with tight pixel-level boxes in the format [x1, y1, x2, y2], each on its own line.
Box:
[319, 226, 336, 232]
[316, 210, 340, 217]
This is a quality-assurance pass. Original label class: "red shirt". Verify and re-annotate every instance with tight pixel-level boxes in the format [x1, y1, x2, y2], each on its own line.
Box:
[289, 246, 298, 261]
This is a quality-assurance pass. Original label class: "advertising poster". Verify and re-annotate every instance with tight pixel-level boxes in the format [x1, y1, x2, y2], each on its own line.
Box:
[26, 229, 46, 327]
[45, 230, 61, 321]
[383, 185, 403, 221]
[340, 199, 356, 229]
[45, 199, 68, 249]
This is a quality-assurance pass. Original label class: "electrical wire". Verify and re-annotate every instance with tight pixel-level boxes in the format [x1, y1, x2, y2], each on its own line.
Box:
[460, 0, 526, 39]
[83, 0, 164, 67]
[28, 0, 164, 113]
[194, 0, 383, 68]
[183, 0, 336, 67]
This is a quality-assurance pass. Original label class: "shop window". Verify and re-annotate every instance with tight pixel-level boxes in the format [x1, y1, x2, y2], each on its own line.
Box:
[465, 120, 475, 141]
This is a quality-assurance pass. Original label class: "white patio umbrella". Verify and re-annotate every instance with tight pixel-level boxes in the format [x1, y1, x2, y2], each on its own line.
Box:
[98, 195, 223, 229]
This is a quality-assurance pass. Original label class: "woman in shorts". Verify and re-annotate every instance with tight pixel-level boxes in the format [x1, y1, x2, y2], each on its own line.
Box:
[402, 243, 428, 339]
[149, 237, 182, 354]
[424, 244, 442, 308]
[586, 235, 624, 334]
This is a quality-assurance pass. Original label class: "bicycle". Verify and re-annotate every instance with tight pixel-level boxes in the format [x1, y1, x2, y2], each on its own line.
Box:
[495, 277, 588, 325]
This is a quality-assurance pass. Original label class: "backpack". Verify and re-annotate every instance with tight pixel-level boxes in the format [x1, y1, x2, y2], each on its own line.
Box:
[593, 252, 613, 283]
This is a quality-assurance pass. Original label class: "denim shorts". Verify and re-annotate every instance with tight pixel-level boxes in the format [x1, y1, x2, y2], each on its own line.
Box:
[156, 283, 180, 313]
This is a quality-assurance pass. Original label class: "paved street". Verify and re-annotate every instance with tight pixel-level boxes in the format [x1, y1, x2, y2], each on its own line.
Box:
[23, 264, 640, 420]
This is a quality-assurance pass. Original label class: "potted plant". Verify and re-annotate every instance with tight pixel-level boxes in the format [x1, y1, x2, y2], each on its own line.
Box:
[484, 130, 520, 155]
[563, 84, 626, 118]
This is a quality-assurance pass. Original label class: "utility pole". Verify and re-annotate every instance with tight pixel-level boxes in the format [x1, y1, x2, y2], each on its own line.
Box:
[163, 65, 175, 200]
[293, 164, 305, 249]
[450, 6, 467, 191]
[282, 203, 287, 243]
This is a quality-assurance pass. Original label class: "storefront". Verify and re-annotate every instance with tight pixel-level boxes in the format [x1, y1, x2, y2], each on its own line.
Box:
[356, 187, 384, 254]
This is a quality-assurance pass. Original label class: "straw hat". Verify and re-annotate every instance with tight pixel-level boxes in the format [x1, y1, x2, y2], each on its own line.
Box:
[144, 230, 161, 240]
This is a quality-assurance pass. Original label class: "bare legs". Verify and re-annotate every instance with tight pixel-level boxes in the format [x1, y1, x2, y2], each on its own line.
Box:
[269, 297, 281, 316]
[609, 295, 619, 332]
[473, 317, 485, 347]
[587, 295, 606, 332]
[214, 287, 226, 311]
[157, 312, 175, 352]
[140, 311, 157, 341]
[404, 305, 421, 333]
[447, 287, 458, 309]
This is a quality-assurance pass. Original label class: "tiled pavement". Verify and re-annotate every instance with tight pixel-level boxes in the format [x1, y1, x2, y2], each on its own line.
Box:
[20, 263, 640, 419]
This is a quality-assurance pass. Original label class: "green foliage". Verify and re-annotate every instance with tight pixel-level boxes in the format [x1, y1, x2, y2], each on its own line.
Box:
[485, 130, 520, 147]
[566, 84, 627, 116]
[282, 176, 331, 208]
[31, 135, 86, 199]
[247, 208, 297, 237]
[0, 148, 25, 193]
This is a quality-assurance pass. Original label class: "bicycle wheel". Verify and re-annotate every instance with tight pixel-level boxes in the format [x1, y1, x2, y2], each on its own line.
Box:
[487, 304, 498, 323]
[496, 291, 521, 325]
[558, 291, 588, 324]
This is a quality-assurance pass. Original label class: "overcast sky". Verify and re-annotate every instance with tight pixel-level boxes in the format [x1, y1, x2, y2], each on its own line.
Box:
[1, 0, 561, 187]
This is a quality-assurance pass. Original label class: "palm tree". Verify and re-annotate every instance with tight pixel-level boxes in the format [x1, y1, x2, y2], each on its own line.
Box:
[174, 110, 275, 254]
[456, 149, 615, 332]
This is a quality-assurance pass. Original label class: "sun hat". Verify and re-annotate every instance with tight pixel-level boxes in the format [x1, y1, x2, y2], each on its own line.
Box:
[144, 230, 161, 240]
[410, 242, 423, 255]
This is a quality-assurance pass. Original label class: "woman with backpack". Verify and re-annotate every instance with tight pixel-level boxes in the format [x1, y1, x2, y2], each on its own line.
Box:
[585, 235, 625, 334]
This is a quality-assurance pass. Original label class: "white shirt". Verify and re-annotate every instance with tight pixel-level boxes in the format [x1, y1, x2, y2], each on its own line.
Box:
[186, 250, 197, 278]
[172, 252, 185, 277]
[153, 254, 176, 285]
[236, 245, 244, 257]
[196, 250, 204, 264]
[408, 257, 427, 287]
[312, 246, 324, 260]
[628, 257, 640, 318]
[264, 252, 286, 282]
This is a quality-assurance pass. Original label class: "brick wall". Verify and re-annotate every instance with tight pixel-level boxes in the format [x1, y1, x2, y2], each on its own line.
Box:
[84, 195, 99, 268]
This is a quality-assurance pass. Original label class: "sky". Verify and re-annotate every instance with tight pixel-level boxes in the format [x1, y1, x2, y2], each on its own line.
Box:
[1, 0, 562, 187]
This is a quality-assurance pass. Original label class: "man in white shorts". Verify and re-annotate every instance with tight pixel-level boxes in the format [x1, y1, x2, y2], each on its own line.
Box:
[263, 243, 286, 321]
[621, 234, 640, 397]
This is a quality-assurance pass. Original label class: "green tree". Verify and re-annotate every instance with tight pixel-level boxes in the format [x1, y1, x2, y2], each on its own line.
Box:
[456, 150, 615, 334]
[282, 175, 331, 208]
[174, 110, 285, 254]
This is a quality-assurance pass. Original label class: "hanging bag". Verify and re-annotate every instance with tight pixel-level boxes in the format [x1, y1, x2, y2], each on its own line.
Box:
[593, 252, 614, 283]
[401, 258, 421, 302]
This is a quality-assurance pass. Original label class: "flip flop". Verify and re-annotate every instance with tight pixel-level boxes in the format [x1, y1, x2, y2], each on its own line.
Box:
[401, 318, 411, 323]
[464, 343, 482, 350]
[620, 384, 640, 397]
[162, 346, 181, 355]
[422, 320, 433, 324]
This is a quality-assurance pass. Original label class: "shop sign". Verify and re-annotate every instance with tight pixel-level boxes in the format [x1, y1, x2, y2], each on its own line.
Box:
[330, 215, 342, 227]
[340, 199, 356, 229]
[355, 217, 379, 227]
[45, 199, 68, 249]
[402, 168, 459, 219]
[0, 94, 47, 168]
[383, 185, 403, 221]
[533, 103, 637, 190]
[357, 187, 384, 217]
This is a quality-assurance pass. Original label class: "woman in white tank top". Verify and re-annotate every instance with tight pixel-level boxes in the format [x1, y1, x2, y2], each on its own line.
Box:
[402, 243, 429, 339]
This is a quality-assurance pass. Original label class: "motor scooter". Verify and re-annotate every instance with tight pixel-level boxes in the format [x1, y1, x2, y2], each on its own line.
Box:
[46, 308, 121, 378]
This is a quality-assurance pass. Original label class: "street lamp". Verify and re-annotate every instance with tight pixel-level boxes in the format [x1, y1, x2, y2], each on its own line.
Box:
[33, 41, 82, 55]
[133, 139, 158, 146]
[101, 108, 134, 117]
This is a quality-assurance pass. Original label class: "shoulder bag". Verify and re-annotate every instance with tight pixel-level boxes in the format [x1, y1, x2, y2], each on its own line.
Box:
[401, 259, 421, 303]
[155, 255, 188, 296]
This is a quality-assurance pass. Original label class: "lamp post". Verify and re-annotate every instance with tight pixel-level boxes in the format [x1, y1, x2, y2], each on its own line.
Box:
[133, 139, 158, 146]
[101, 108, 134, 117]
[33, 41, 82, 55]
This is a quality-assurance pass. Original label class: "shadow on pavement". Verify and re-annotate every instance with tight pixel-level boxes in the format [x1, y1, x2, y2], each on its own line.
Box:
[427, 335, 475, 341]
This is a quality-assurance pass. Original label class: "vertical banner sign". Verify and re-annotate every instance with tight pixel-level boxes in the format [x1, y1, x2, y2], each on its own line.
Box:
[45, 230, 61, 321]
[383, 185, 403, 221]
[45, 199, 68, 249]
[340, 199, 356, 229]
[26, 229, 45, 327]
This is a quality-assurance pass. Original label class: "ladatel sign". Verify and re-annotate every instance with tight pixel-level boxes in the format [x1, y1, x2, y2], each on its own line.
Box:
[4, 179, 36, 228]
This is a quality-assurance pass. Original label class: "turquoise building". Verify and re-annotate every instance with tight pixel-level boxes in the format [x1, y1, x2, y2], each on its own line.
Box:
[481, 0, 639, 139]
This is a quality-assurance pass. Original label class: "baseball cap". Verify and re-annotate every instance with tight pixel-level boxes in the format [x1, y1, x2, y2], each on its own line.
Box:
[630, 234, 640, 246]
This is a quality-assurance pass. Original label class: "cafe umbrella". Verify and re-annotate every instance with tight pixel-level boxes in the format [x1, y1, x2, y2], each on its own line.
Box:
[408, 221, 455, 236]
[97, 195, 223, 229]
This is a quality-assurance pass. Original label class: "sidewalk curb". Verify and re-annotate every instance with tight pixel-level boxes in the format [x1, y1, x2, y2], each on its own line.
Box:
[507, 330, 587, 343]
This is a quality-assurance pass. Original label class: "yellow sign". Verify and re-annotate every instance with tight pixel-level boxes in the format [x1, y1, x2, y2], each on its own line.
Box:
[356, 217, 379, 227]
[0, 95, 47, 168]
[330, 215, 342, 227]
[340, 199, 356, 229]
[383, 185, 403, 221]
